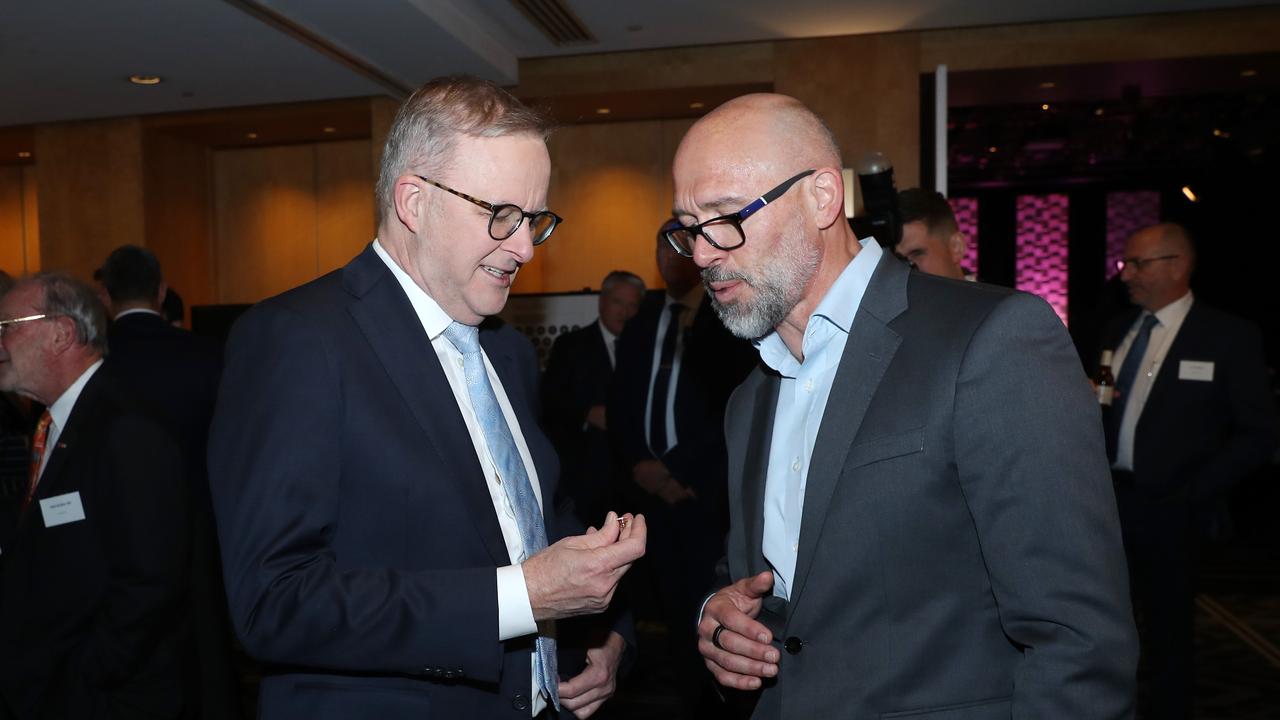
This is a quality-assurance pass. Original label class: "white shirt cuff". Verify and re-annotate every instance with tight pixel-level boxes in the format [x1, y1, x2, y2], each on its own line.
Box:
[496, 565, 538, 641]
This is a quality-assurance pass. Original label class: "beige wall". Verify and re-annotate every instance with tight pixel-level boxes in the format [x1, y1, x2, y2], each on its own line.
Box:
[0, 165, 39, 276]
[212, 140, 373, 304]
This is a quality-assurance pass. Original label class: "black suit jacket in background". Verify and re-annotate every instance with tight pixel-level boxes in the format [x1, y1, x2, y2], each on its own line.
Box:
[0, 369, 189, 720]
[541, 321, 621, 527]
[1102, 301, 1276, 502]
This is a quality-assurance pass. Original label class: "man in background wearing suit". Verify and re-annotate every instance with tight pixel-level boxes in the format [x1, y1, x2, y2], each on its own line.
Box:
[209, 77, 645, 720]
[97, 245, 238, 719]
[680, 94, 1138, 718]
[1104, 222, 1275, 719]
[0, 273, 188, 719]
[894, 188, 971, 281]
[542, 270, 645, 527]
[608, 224, 756, 710]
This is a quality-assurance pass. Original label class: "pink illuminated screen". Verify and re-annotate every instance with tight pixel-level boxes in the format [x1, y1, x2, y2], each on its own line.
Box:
[948, 196, 979, 277]
[1015, 194, 1070, 326]
[1105, 191, 1161, 278]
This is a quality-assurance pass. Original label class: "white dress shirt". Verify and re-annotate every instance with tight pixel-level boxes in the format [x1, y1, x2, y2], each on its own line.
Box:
[374, 241, 547, 713]
[37, 359, 104, 483]
[1111, 292, 1194, 471]
[598, 319, 618, 369]
[756, 238, 881, 599]
[644, 288, 703, 455]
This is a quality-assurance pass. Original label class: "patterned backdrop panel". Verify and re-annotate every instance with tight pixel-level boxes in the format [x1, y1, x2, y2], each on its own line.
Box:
[948, 196, 979, 277]
[1105, 191, 1161, 279]
[1015, 194, 1070, 326]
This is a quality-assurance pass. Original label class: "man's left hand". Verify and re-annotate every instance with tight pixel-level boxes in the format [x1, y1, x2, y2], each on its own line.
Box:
[558, 630, 626, 718]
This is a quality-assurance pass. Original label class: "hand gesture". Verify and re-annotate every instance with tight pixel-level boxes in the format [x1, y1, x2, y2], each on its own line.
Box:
[697, 571, 779, 690]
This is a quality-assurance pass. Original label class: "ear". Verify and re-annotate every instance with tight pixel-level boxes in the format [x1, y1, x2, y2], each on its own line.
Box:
[808, 168, 845, 230]
[947, 231, 968, 265]
[393, 175, 428, 235]
[46, 315, 78, 357]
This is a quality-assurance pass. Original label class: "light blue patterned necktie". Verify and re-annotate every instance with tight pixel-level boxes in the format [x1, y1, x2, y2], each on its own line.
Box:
[443, 321, 558, 710]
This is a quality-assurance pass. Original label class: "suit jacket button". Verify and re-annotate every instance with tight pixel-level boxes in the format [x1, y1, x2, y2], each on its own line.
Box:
[512, 693, 529, 711]
[784, 636, 803, 655]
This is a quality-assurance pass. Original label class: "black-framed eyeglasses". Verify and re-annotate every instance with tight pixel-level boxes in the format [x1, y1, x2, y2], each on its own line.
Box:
[0, 313, 53, 337]
[664, 169, 816, 258]
[1118, 254, 1179, 272]
[417, 176, 561, 246]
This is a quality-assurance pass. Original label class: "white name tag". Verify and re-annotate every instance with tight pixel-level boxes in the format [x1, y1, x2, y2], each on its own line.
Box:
[40, 491, 86, 528]
[1178, 360, 1215, 382]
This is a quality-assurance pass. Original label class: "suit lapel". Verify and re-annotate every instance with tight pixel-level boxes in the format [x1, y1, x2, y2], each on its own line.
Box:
[343, 248, 510, 565]
[742, 371, 780, 576]
[787, 252, 907, 613]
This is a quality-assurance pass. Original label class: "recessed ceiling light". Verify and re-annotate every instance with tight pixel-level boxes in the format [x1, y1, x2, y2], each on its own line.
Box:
[246, 132, 258, 139]
[1041, 103, 1050, 111]
[1094, 107, 1105, 116]
[1212, 128, 1230, 138]
[1240, 69, 1258, 78]
[323, 127, 336, 133]
[1181, 186, 1198, 203]
[987, 146, 998, 153]
[17, 151, 31, 158]
[128, 74, 163, 85]
[595, 108, 610, 115]
[689, 102, 705, 109]
[1039, 81, 1056, 89]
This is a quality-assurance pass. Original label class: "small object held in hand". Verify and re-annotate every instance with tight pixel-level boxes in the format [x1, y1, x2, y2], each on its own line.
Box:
[617, 516, 628, 531]
[712, 624, 727, 650]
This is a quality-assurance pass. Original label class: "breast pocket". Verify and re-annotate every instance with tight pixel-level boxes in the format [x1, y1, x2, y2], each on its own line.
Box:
[845, 428, 925, 469]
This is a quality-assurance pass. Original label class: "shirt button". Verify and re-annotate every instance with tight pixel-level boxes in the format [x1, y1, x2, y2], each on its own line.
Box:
[792, 542, 799, 552]
[804, 379, 814, 393]
[791, 458, 801, 472]
[456, 357, 464, 368]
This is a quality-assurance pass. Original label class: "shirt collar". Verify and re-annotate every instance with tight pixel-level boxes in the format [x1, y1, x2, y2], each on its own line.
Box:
[373, 239, 455, 340]
[48, 359, 104, 432]
[757, 237, 882, 373]
[597, 318, 617, 345]
[1151, 291, 1193, 328]
[114, 308, 163, 321]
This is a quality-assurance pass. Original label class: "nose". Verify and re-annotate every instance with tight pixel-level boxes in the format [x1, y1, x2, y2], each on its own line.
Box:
[502, 222, 537, 265]
[691, 234, 725, 269]
[1119, 263, 1136, 282]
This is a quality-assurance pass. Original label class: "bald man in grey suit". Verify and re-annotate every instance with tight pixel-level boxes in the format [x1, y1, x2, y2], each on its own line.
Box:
[669, 94, 1139, 718]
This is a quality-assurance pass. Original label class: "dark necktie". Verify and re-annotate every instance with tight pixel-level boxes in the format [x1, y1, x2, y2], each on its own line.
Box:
[1106, 314, 1158, 462]
[649, 303, 685, 456]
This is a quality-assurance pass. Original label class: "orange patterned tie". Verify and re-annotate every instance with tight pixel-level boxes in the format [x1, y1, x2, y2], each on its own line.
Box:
[21, 410, 52, 515]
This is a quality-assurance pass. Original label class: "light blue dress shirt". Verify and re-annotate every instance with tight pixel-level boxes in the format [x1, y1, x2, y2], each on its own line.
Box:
[757, 238, 881, 599]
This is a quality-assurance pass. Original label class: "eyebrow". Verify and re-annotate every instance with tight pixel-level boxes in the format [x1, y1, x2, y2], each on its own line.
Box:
[672, 195, 750, 221]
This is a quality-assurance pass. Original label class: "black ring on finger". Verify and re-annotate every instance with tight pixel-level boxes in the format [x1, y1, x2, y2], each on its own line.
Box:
[712, 624, 728, 651]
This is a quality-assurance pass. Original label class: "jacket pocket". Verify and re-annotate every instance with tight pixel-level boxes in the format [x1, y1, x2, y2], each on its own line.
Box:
[881, 695, 1011, 719]
[846, 428, 925, 469]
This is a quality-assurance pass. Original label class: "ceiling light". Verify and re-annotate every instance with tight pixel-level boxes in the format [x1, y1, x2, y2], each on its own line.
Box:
[17, 151, 31, 158]
[1212, 128, 1230, 138]
[246, 132, 258, 139]
[1039, 81, 1056, 89]
[689, 102, 705, 109]
[595, 108, 610, 115]
[1041, 103, 1050, 111]
[128, 74, 163, 85]
[1094, 108, 1105, 116]
[987, 146, 998, 153]
[323, 127, 336, 133]
[1240, 69, 1258, 78]
[1181, 186, 1198, 203]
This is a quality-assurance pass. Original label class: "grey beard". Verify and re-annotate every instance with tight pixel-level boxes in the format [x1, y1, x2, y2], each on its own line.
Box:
[705, 270, 792, 340]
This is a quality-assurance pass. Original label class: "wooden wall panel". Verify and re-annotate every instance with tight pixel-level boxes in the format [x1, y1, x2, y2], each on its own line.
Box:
[0, 166, 31, 276]
[35, 118, 144, 280]
[213, 145, 317, 304]
[316, 140, 375, 274]
[144, 132, 214, 316]
[534, 118, 695, 294]
[775, 33, 922, 190]
[22, 166, 38, 272]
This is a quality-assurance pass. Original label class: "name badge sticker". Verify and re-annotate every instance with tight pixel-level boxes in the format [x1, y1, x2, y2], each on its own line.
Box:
[1178, 360, 1215, 382]
[39, 491, 86, 528]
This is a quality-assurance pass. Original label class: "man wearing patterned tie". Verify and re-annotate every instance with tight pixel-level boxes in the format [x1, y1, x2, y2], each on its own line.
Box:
[209, 77, 645, 720]
[0, 273, 189, 718]
[1103, 222, 1276, 719]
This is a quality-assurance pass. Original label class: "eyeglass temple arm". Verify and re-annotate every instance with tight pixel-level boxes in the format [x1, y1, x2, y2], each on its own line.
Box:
[738, 169, 818, 222]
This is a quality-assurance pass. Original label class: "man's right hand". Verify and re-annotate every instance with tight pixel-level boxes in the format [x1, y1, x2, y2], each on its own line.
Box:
[524, 511, 647, 622]
[697, 571, 779, 690]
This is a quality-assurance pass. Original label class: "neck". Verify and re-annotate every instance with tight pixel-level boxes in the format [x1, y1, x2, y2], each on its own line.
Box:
[776, 228, 860, 361]
[36, 352, 100, 407]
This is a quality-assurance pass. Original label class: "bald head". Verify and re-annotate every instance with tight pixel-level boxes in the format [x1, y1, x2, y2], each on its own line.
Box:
[1121, 223, 1195, 312]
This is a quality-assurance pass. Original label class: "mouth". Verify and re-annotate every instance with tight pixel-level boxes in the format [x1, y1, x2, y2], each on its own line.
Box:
[480, 264, 518, 287]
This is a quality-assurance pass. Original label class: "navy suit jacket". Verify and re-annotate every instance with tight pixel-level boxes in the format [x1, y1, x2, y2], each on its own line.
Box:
[1102, 301, 1276, 501]
[209, 245, 598, 719]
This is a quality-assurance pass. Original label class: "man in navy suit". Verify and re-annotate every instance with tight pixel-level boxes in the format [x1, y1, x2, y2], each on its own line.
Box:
[1103, 222, 1276, 719]
[542, 271, 644, 527]
[209, 77, 646, 719]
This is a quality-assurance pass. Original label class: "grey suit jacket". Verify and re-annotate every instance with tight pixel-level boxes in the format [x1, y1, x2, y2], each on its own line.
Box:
[722, 252, 1138, 719]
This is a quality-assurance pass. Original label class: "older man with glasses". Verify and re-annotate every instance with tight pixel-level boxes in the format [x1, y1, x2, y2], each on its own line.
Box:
[676, 93, 1138, 718]
[209, 76, 644, 720]
[1102, 222, 1275, 719]
[0, 273, 189, 719]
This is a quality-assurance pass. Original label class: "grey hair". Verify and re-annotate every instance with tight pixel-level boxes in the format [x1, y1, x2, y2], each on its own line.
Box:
[601, 270, 645, 294]
[32, 272, 108, 355]
[374, 76, 553, 225]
